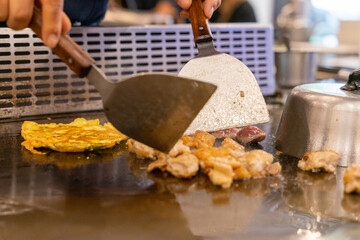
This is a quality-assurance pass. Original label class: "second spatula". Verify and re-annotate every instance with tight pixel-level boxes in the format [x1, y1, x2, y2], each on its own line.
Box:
[179, 0, 269, 135]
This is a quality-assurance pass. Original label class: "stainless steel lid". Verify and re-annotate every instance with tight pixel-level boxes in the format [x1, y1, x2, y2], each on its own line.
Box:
[275, 83, 360, 166]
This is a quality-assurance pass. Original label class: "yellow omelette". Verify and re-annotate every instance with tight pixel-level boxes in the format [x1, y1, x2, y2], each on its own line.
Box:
[21, 118, 128, 155]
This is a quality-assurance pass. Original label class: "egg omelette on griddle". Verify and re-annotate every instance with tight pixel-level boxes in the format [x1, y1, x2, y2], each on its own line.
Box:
[21, 118, 128, 155]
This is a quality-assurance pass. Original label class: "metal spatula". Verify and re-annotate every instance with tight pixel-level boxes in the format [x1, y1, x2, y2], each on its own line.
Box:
[179, 0, 269, 135]
[29, 7, 216, 153]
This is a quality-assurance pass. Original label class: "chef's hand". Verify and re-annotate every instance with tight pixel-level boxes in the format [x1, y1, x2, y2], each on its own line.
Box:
[0, 0, 71, 48]
[175, 0, 221, 19]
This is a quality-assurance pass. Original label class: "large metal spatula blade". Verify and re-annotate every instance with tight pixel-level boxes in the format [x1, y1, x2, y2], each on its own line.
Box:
[30, 7, 216, 153]
[180, 0, 269, 135]
[89, 67, 217, 152]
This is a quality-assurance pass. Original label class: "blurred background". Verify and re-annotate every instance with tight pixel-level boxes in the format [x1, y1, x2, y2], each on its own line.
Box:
[102, 0, 360, 88]
[104, 0, 360, 46]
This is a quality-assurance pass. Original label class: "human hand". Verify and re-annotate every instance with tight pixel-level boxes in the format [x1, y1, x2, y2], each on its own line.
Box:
[175, 0, 221, 19]
[0, 0, 71, 48]
[154, 1, 178, 17]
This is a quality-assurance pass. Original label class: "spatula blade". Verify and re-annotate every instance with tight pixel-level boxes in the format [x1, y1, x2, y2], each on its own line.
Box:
[179, 53, 269, 135]
[99, 73, 217, 153]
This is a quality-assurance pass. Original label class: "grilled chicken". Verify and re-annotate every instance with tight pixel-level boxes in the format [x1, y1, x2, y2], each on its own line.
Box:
[344, 166, 360, 194]
[166, 153, 199, 178]
[128, 129, 281, 188]
[298, 150, 339, 173]
[208, 161, 235, 188]
[147, 154, 168, 172]
[127, 138, 159, 160]
[168, 139, 191, 157]
[181, 130, 216, 150]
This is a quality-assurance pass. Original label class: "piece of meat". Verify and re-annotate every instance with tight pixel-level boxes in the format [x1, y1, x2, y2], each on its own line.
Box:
[193, 130, 216, 148]
[126, 139, 158, 160]
[233, 151, 281, 179]
[195, 146, 232, 162]
[210, 128, 242, 139]
[207, 161, 235, 188]
[168, 139, 191, 157]
[181, 135, 194, 148]
[297, 150, 339, 173]
[343, 166, 360, 194]
[202, 156, 243, 170]
[147, 154, 169, 172]
[166, 153, 199, 178]
[128, 127, 280, 189]
[233, 167, 251, 180]
[181, 130, 216, 150]
[245, 150, 274, 178]
[195, 138, 244, 163]
[221, 137, 245, 158]
[266, 162, 282, 176]
[236, 126, 266, 144]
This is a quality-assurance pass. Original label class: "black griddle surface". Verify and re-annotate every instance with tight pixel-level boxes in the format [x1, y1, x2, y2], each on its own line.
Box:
[0, 107, 359, 240]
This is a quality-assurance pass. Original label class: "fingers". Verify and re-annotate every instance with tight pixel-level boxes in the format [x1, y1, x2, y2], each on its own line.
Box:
[61, 12, 71, 35]
[203, 0, 221, 19]
[0, 0, 9, 22]
[40, 0, 64, 48]
[180, 10, 189, 19]
[175, 0, 192, 10]
[2, 0, 70, 49]
[178, 0, 221, 19]
[7, 0, 34, 30]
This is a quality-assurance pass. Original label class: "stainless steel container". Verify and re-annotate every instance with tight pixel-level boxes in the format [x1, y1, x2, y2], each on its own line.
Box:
[275, 83, 360, 166]
[275, 49, 318, 88]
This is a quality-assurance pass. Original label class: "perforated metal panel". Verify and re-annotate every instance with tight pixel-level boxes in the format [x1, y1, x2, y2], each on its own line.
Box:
[0, 24, 274, 119]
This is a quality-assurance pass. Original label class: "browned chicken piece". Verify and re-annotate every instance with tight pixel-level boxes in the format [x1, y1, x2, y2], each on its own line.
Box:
[202, 156, 243, 170]
[298, 150, 339, 173]
[266, 162, 282, 176]
[221, 137, 245, 159]
[194, 130, 216, 147]
[233, 150, 280, 179]
[147, 154, 169, 172]
[127, 139, 159, 160]
[166, 153, 199, 178]
[168, 139, 191, 157]
[221, 137, 245, 151]
[343, 166, 360, 194]
[245, 150, 274, 177]
[181, 135, 193, 147]
[181, 130, 216, 150]
[195, 146, 243, 170]
[233, 167, 251, 179]
[195, 146, 232, 162]
[207, 161, 235, 188]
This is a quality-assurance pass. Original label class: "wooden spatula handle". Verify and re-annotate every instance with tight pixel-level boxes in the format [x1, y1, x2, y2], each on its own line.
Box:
[189, 0, 213, 44]
[29, 7, 94, 78]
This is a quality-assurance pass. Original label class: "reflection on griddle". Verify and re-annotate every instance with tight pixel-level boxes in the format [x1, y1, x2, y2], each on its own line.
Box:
[146, 164, 281, 200]
[280, 152, 338, 216]
[21, 143, 127, 169]
[279, 153, 360, 222]
[283, 170, 337, 216]
[342, 194, 360, 220]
